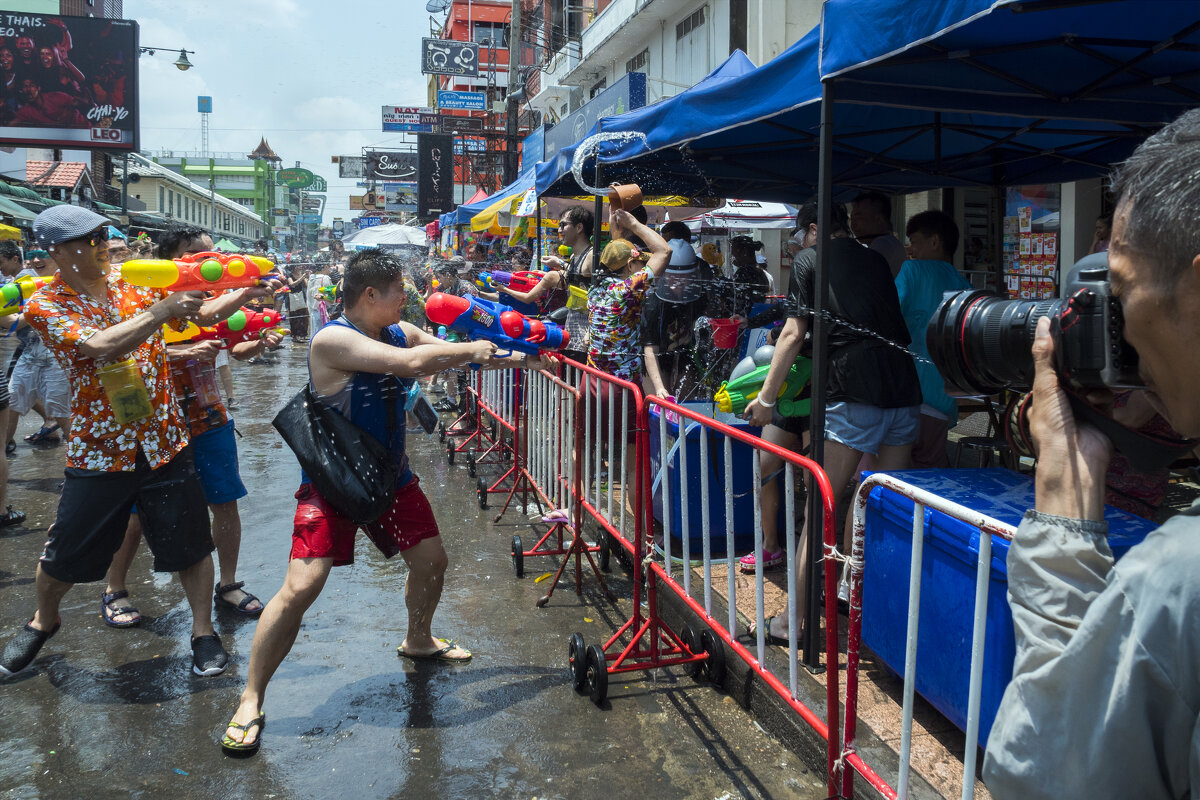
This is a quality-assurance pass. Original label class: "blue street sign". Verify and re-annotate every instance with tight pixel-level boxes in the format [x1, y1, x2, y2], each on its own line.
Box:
[438, 90, 486, 111]
[358, 217, 384, 229]
[295, 213, 320, 225]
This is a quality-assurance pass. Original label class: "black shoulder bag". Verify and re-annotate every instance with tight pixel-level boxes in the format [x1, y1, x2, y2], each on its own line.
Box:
[272, 379, 398, 525]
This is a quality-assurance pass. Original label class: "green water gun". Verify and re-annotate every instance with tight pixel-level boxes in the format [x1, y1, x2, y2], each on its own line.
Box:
[714, 358, 813, 418]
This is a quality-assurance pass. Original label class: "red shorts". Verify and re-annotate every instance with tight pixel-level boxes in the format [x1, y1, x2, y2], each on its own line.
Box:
[291, 477, 440, 566]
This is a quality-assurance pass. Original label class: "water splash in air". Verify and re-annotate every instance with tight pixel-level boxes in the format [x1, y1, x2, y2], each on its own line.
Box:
[571, 132, 649, 196]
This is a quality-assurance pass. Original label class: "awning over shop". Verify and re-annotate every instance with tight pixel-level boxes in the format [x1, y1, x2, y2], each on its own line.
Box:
[0, 196, 38, 222]
[0, 223, 22, 240]
[469, 169, 538, 231]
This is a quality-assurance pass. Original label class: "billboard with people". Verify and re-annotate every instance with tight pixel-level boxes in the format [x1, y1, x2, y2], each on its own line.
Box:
[0, 13, 139, 151]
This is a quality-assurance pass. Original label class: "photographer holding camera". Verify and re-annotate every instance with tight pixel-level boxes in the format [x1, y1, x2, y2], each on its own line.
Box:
[982, 110, 1200, 797]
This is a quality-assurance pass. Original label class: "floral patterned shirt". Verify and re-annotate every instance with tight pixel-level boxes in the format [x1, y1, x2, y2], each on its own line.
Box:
[586, 266, 655, 379]
[24, 271, 189, 472]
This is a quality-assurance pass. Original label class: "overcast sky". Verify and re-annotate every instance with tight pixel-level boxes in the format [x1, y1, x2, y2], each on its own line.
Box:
[127, 0, 440, 218]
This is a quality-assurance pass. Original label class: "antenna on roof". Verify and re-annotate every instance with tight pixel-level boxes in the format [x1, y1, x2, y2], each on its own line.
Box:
[425, 0, 451, 11]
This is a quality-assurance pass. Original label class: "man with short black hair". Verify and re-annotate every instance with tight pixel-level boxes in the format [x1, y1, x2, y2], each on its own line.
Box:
[850, 190, 907, 277]
[219, 248, 536, 756]
[0, 205, 275, 678]
[983, 107, 1200, 800]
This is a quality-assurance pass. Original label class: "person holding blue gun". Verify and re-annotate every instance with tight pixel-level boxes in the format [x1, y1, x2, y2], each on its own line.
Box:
[423, 292, 570, 356]
[220, 248, 540, 756]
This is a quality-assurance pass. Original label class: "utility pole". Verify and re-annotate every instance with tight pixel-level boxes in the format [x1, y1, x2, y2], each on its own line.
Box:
[504, 0, 521, 184]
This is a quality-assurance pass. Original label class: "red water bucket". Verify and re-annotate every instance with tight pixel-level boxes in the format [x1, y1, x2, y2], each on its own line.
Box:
[709, 318, 739, 349]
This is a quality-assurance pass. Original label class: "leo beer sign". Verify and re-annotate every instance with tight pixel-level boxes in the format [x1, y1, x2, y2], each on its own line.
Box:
[0, 13, 141, 152]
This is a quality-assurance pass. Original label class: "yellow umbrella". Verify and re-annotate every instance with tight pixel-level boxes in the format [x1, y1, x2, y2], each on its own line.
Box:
[0, 223, 23, 241]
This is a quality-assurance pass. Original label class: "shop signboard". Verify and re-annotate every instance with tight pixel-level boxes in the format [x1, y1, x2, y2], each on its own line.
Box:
[382, 106, 439, 133]
[383, 182, 417, 212]
[337, 155, 366, 179]
[544, 72, 646, 160]
[440, 115, 484, 135]
[417, 133, 454, 221]
[438, 90, 486, 111]
[454, 139, 486, 154]
[358, 216, 384, 229]
[278, 167, 314, 189]
[349, 195, 365, 210]
[421, 38, 478, 77]
[307, 175, 327, 192]
[520, 125, 546, 167]
[0, 13, 141, 151]
[197, 96, 212, 114]
[331, 218, 344, 239]
[295, 213, 320, 225]
[364, 150, 418, 181]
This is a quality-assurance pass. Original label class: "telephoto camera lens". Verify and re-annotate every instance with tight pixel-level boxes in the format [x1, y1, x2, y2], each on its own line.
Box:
[926, 290, 1063, 395]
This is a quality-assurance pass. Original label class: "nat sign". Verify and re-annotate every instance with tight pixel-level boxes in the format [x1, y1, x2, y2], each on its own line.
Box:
[0, 13, 140, 151]
[417, 133, 454, 221]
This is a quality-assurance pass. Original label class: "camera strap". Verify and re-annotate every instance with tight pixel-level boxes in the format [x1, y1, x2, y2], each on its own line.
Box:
[1067, 392, 1198, 473]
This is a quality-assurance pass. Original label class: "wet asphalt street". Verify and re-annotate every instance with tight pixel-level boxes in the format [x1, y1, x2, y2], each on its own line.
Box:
[0, 340, 826, 800]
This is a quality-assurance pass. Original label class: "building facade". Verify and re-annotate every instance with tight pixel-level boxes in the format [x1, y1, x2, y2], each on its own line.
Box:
[118, 154, 266, 243]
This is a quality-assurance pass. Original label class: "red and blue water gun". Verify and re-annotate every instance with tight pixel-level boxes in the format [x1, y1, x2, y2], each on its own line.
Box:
[424, 292, 569, 356]
[476, 270, 543, 293]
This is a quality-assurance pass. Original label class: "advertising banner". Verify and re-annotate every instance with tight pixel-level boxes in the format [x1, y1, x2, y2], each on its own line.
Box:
[544, 72, 647, 161]
[383, 181, 417, 212]
[421, 38, 478, 77]
[382, 106, 439, 133]
[520, 125, 546, 167]
[349, 195, 364, 210]
[0, 13, 141, 151]
[357, 216, 384, 229]
[197, 95, 212, 114]
[364, 150, 418, 181]
[417, 133, 454, 221]
[437, 90, 486, 111]
[440, 115, 484, 135]
[337, 155, 365, 179]
[278, 167, 314, 189]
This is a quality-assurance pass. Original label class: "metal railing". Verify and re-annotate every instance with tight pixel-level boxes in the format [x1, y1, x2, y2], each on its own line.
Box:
[840, 472, 1018, 800]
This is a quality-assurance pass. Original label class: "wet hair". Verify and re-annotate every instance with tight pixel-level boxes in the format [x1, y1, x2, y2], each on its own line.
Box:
[560, 205, 594, 239]
[660, 221, 691, 242]
[156, 223, 208, 259]
[905, 209, 959, 258]
[343, 248, 404, 307]
[852, 190, 893, 224]
[467, 242, 488, 259]
[0, 240, 20, 261]
[1111, 108, 1200, 290]
[795, 200, 850, 237]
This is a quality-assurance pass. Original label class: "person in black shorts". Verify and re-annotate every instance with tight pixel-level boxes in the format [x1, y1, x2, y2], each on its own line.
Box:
[0, 205, 279, 679]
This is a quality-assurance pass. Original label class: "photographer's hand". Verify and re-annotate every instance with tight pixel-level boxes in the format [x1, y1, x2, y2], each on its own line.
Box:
[1028, 317, 1112, 521]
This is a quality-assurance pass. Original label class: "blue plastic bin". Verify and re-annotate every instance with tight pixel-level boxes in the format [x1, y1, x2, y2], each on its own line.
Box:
[649, 403, 787, 556]
[861, 468, 1156, 747]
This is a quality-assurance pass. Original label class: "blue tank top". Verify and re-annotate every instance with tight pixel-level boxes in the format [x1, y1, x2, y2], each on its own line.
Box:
[305, 317, 414, 488]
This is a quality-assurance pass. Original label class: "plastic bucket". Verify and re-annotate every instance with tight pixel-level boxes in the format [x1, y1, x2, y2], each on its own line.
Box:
[566, 283, 588, 310]
[709, 318, 739, 349]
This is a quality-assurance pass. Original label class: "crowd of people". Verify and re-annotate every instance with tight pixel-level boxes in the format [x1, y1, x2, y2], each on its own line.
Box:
[0, 108, 1196, 793]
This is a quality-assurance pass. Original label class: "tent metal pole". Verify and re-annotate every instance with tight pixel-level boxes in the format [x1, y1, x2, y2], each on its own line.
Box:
[803, 80, 833, 675]
[592, 162, 603, 277]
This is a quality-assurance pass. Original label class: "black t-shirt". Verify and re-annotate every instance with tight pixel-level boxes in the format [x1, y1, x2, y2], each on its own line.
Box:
[731, 263, 769, 318]
[641, 294, 708, 397]
[791, 240, 921, 408]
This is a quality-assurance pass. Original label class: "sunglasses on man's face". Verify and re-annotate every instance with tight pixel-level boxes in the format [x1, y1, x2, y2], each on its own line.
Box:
[79, 228, 113, 247]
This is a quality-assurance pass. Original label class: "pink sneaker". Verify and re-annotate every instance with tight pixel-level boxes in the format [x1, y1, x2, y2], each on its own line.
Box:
[738, 548, 784, 572]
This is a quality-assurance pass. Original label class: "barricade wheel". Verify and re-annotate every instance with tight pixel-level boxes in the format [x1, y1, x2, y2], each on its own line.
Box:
[438, 422, 446, 443]
[597, 532, 611, 572]
[511, 535, 524, 577]
[701, 629, 726, 686]
[585, 644, 607, 705]
[680, 624, 702, 679]
[477, 477, 489, 509]
[446, 441, 456, 464]
[568, 633, 587, 692]
[467, 452, 476, 478]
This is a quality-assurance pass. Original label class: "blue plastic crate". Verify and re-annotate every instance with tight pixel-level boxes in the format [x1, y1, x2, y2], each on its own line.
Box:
[861, 468, 1156, 747]
[648, 403, 787, 556]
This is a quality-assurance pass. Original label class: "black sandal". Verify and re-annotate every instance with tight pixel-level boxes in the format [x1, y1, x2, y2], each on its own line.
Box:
[0, 507, 25, 528]
[221, 712, 266, 757]
[214, 582, 264, 617]
[101, 590, 141, 628]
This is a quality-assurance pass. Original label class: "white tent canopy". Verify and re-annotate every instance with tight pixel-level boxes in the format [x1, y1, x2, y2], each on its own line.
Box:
[341, 223, 428, 249]
[682, 199, 798, 231]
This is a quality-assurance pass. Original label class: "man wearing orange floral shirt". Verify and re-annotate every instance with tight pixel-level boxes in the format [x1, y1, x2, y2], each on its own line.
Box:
[0, 206, 278, 678]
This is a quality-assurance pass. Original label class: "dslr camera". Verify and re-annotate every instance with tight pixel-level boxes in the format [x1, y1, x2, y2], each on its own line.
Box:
[926, 252, 1140, 396]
